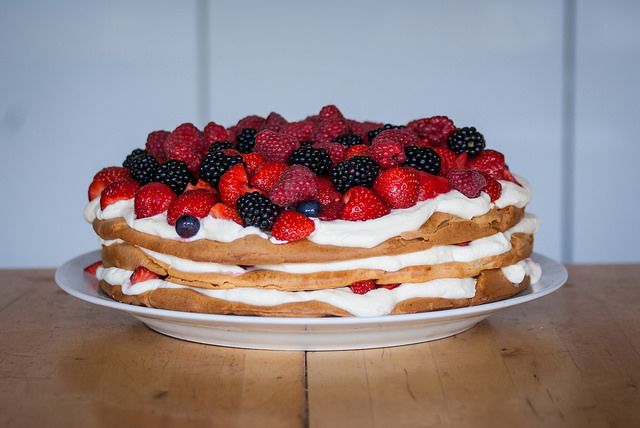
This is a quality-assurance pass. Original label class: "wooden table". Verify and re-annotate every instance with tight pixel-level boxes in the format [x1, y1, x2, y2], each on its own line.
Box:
[0, 265, 638, 428]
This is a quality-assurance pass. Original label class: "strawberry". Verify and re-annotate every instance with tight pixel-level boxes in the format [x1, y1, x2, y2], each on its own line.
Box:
[269, 165, 318, 207]
[371, 129, 419, 148]
[313, 142, 345, 165]
[481, 172, 502, 202]
[130, 266, 160, 285]
[466, 149, 505, 180]
[433, 147, 466, 175]
[281, 121, 315, 142]
[316, 177, 342, 207]
[415, 171, 451, 201]
[146, 130, 169, 162]
[344, 144, 369, 159]
[100, 180, 139, 210]
[254, 130, 300, 162]
[319, 104, 344, 120]
[219, 164, 252, 206]
[263, 112, 288, 131]
[134, 182, 176, 219]
[503, 166, 520, 184]
[167, 189, 216, 225]
[373, 167, 420, 209]
[88, 167, 131, 200]
[318, 201, 344, 221]
[446, 169, 487, 199]
[251, 162, 288, 193]
[350, 279, 377, 294]
[368, 140, 406, 169]
[341, 187, 390, 221]
[379, 283, 400, 290]
[210, 202, 243, 225]
[204, 121, 231, 146]
[241, 152, 266, 176]
[83, 261, 101, 275]
[406, 116, 456, 146]
[272, 211, 315, 242]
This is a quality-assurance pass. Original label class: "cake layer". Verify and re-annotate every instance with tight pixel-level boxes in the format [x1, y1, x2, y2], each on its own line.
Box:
[97, 264, 538, 317]
[94, 206, 524, 265]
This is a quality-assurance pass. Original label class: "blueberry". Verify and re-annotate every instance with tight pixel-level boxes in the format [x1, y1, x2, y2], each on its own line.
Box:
[175, 215, 200, 238]
[296, 200, 322, 218]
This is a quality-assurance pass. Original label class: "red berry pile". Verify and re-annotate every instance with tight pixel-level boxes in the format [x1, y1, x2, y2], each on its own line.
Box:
[87, 106, 520, 242]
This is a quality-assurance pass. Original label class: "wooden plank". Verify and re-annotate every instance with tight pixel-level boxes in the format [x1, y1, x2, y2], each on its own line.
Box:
[0, 270, 306, 428]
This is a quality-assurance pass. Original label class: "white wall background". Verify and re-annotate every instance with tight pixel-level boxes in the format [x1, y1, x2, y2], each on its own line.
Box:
[0, 0, 638, 268]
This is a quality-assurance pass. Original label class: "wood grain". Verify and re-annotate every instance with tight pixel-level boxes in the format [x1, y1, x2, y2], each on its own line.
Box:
[0, 265, 639, 428]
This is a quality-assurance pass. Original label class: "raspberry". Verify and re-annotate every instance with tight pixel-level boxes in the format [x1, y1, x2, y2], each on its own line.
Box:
[203, 122, 230, 146]
[313, 142, 345, 165]
[369, 140, 406, 169]
[164, 123, 205, 171]
[415, 171, 451, 201]
[251, 162, 288, 193]
[272, 211, 315, 242]
[263, 112, 288, 131]
[318, 201, 343, 221]
[237, 192, 280, 231]
[403, 146, 441, 175]
[371, 129, 419, 148]
[254, 130, 300, 162]
[367, 124, 404, 143]
[447, 127, 486, 156]
[316, 176, 342, 207]
[331, 156, 380, 193]
[446, 169, 487, 199]
[167, 189, 216, 225]
[146, 130, 169, 162]
[344, 144, 369, 159]
[319, 104, 343, 120]
[153, 160, 193, 195]
[466, 149, 505, 180]
[433, 147, 466, 176]
[350, 279, 377, 294]
[236, 115, 266, 130]
[373, 167, 420, 209]
[406, 116, 456, 146]
[199, 150, 244, 186]
[347, 120, 383, 142]
[100, 180, 140, 210]
[269, 165, 319, 207]
[288, 146, 333, 175]
[481, 172, 502, 202]
[313, 118, 347, 144]
[281, 121, 315, 142]
[341, 186, 390, 221]
[134, 182, 176, 219]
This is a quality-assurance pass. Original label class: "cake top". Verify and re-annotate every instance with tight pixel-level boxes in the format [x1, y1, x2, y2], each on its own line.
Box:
[87, 105, 521, 242]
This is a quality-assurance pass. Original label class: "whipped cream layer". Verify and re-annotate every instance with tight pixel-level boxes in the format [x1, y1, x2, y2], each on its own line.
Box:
[84, 177, 531, 249]
[134, 214, 537, 275]
[96, 258, 540, 317]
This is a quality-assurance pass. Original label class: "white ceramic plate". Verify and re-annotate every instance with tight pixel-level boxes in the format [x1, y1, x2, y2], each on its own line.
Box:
[55, 251, 567, 351]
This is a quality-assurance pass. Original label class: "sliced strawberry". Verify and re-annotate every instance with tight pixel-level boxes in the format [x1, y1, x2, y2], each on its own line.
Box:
[241, 152, 266, 176]
[134, 182, 176, 219]
[379, 283, 400, 290]
[341, 187, 390, 221]
[316, 177, 342, 208]
[100, 180, 140, 210]
[433, 147, 466, 176]
[83, 261, 102, 275]
[219, 164, 252, 206]
[373, 167, 419, 209]
[166, 189, 216, 225]
[88, 167, 131, 200]
[350, 279, 377, 294]
[210, 202, 243, 225]
[466, 149, 506, 180]
[130, 266, 160, 285]
[272, 211, 315, 242]
[481, 172, 502, 202]
[251, 162, 288, 193]
[416, 171, 451, 201]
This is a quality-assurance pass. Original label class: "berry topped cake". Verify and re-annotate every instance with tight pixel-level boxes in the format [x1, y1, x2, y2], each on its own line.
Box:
[83, 105, 540, 317]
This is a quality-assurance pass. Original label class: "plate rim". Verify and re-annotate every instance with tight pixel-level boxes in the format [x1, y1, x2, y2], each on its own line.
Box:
[55, 250, 567, 326]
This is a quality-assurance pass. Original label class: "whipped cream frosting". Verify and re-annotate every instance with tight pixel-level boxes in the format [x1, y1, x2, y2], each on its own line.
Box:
[136, 214, 537, 275]
[96, 258, 540, 317]
[84, 177, 531, 249]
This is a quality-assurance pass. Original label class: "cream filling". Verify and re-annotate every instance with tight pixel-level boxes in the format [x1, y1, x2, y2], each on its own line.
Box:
[129, 214, 537, 275]
[96, 258, 540, 317]
[85, 177, 531, 249]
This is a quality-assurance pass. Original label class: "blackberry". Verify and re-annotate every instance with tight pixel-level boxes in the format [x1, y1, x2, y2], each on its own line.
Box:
[403, 146, 441, 175]
[199, 150, 243, 186]
[208, 141, 233, 152]
[331, 156, 380, 193]
[123, 148, 146, 168]
[367, 124, 404, 142]
[128, 153, 158, 185]
[447, 127, 486, 156]
[236, 128, 257, 153]
[236, 192, 280, 231]
[334, 134, 363, 148]
[288, 146, 332, 176]
[153, 160, 193, 194]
